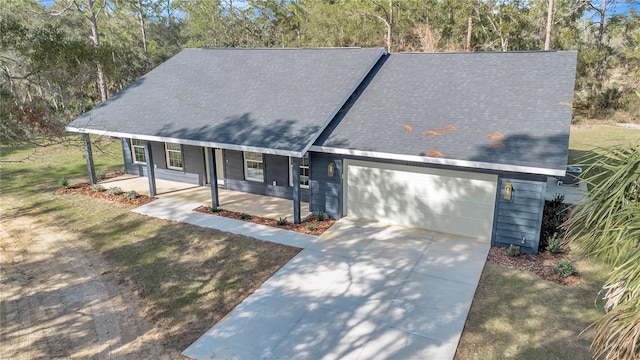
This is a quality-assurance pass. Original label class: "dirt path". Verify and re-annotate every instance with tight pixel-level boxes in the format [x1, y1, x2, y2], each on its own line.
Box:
[0, 215, 181, 359]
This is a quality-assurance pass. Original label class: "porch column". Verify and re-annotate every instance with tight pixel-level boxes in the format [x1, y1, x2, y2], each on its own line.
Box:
[207, 147, 219, 208]
[292, 156, 301, 224]
[144, 141, 157, 197]
[82, 133, 96, 185]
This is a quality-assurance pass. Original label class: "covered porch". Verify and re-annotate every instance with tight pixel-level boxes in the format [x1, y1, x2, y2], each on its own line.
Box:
[99, 175, 311, 221]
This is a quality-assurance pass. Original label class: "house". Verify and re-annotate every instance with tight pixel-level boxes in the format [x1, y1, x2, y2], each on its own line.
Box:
[67, 48, 577, 254]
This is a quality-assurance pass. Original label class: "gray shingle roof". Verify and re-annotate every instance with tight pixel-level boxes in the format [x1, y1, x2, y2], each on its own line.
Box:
[314, 51, 577, 175]
[68, 47, 385, 156]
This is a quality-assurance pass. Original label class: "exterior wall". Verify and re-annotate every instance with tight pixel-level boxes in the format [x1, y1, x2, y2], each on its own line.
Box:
[492, 177, 546, 254]
[122, 138, 201, 185]
[309, 152, 343, 219]
[221, 150, 310, 203]
[309, 151, 547, 252]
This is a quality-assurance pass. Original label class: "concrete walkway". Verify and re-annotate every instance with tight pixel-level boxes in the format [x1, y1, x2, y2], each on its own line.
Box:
[183, 218, 488, 360]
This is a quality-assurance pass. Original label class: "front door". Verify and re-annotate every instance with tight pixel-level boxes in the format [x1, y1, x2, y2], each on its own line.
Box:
[205, 148, 225, 186]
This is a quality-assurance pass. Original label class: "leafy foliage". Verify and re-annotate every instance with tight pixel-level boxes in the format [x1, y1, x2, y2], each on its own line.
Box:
[125, 190, 139, 200]
[58, 177, 68, 188]
[539, 194, 569, 252]
[565, 145, 640, 359]
[106, 187, 123, 195]
[546, 233, 563, 254]
[555, 259, 576, 278]
[92, 184, 105, 192]
[315, 211, 327, 221]
[507, 244, 521, 257]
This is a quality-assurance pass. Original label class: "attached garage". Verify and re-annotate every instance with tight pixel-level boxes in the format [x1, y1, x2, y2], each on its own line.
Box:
[343, 160, 498, 241]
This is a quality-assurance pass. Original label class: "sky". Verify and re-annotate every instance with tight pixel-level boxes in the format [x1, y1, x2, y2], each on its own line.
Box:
[37, 0, 639, 17]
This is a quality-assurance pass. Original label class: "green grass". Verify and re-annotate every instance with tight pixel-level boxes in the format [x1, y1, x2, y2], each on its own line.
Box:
[0, 136, 124, 195]
[457, 259, 607, 360]
[568, 124, 640, 165]
[0, 137, 300, 351]
[1, 126, 633, 356]
[456, 123, 636, 359]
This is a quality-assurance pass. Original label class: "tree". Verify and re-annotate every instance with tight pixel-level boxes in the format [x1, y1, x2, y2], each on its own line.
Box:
[0, 6, 98, 145]
[565, 145, 640, 359]
[544, 0, 555, 49]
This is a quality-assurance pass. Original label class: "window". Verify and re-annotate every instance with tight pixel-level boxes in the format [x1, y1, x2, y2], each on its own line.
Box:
[131, 139, 146, 164]
[165, 143, 183, 170]
[244, 151, 264, 182]
[290, 153, 309, 188]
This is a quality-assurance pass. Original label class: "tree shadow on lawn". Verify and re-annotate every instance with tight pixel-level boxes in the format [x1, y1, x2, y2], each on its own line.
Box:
[455, 261, 606, 360]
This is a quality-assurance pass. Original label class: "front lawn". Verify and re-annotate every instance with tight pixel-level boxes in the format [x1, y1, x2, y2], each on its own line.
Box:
[0, 137, 300, 352]
[1, 124, 632, 357]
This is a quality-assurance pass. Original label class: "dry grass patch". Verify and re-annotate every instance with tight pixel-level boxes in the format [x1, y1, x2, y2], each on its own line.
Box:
[456, 257, 608, 360]
[3, 193, 301, 352]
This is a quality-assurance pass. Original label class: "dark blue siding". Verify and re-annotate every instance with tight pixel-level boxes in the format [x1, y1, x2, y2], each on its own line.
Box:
[122, 139, 200, 185]
[223, 150, 309, 203]
[492, 178, 546, 254]
[183, 145, 206, 185]
[309, 152, 343, 219]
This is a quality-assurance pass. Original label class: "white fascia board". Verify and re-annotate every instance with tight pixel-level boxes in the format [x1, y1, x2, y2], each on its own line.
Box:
[309, 145, 565, 177]
[300, 48, 388, 157]
[65, 126, 302, 158]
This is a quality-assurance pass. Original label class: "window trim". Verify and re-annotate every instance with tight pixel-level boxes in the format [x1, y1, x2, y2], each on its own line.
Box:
[289, 153, 310, 189]
[243, 151, 264, 182]
[165, 143, 184, 170]
[131, 139, 146, 164]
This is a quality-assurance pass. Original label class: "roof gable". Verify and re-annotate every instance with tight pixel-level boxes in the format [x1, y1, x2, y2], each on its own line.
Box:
[314, 51, 578, 175]
[68, 47, 386, 156]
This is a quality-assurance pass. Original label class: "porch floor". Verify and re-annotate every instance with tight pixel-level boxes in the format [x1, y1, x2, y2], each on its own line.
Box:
[99, 175, 311, 221]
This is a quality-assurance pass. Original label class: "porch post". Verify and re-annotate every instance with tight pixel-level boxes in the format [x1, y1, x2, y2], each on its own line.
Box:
[292, 156, 301, 224]
[82, 133, 96, 185]
[144, 141, 157, 197]
[207, 147, 219, 208]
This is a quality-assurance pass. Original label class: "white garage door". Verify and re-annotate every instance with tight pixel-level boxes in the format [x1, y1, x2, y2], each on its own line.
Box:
[344, 160, 498, 240]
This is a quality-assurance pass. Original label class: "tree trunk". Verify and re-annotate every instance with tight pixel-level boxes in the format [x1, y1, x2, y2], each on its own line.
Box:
[387, 0, 393, 52]
[596, 0, 606, 52]
[88, 0, 108, 102]
[593, 0, 607, 93]
[466, 14, 473, 51]
[137, 0, 150, 69]
[544, 0, 554, 50]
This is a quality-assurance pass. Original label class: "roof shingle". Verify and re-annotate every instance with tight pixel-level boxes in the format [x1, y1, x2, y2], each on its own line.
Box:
[314, 51, 577, 174]
[68, 47, 386, 156]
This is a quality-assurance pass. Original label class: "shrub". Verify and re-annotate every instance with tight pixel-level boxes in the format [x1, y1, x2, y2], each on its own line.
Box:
[594, 88, 624, 111]
[92, 184, 105, 192]
[209, 206, 222, 213]
[555, 259, 576, 278]
[58, 177, 68, 188]
[315, 211, 327, 221]
[546, 233, 563, 254]
[106, 187, 123, 195]
[277, 217, 288, 226]
[96, 170, 107, 180]
[125, 190, 139, 200]
[240, 213, 251, 220]
[507, 244, 521, 257]
[306, 223, 317, 232]
[539, 194, 568, 252]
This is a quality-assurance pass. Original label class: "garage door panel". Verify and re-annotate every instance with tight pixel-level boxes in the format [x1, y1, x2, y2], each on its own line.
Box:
[345, 160, 497, 240]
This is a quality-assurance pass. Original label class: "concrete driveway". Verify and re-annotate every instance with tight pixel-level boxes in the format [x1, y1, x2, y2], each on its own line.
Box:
[183, 218, 489, 360]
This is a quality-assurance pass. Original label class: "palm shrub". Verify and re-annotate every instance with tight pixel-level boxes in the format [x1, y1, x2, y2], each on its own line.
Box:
[564, 145, 640, 360]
